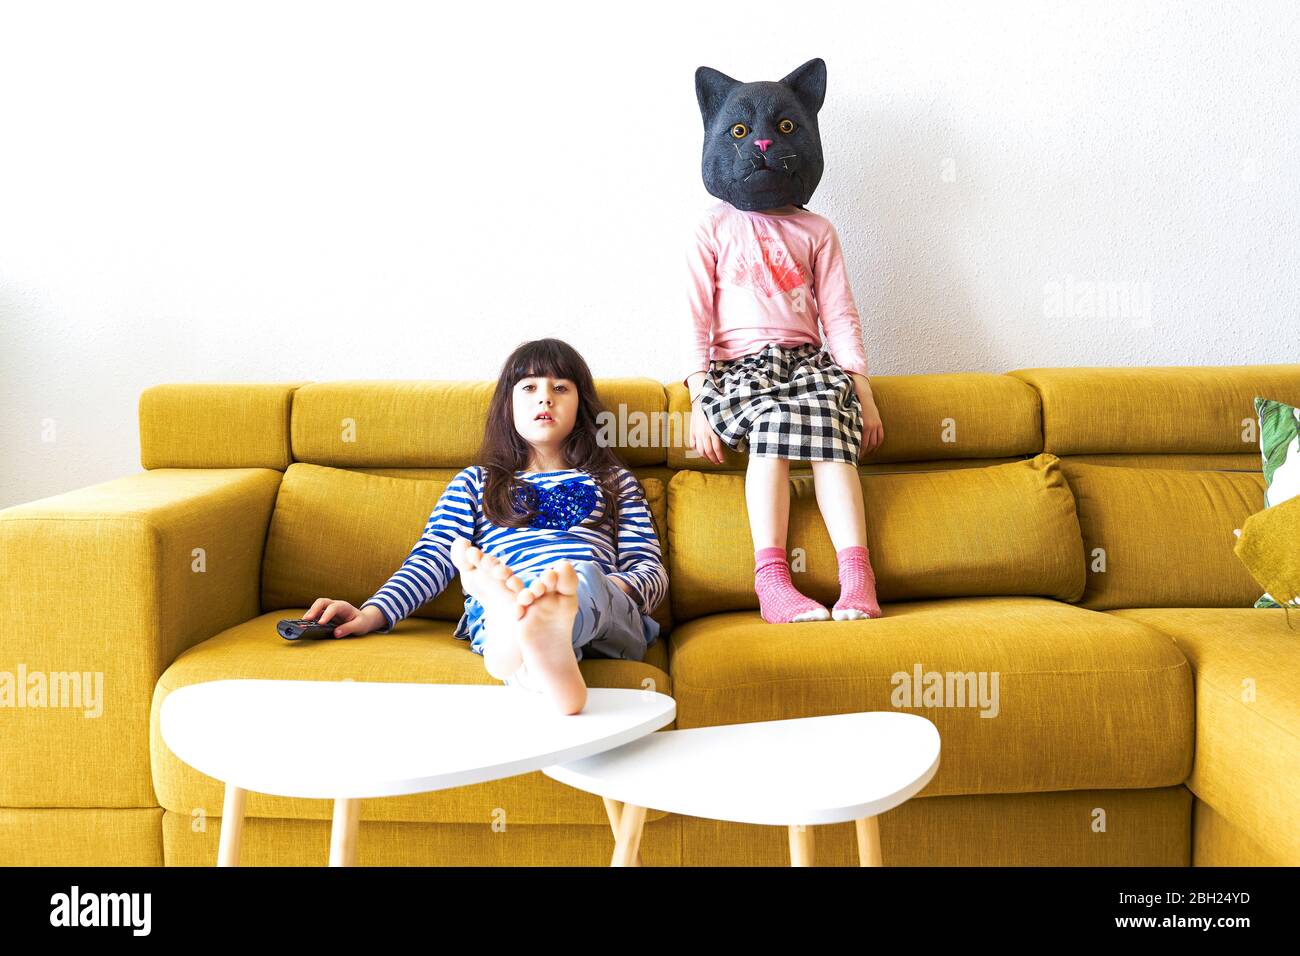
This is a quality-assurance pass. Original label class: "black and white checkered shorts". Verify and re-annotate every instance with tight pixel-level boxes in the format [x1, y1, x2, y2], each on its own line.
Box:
[698, 342, 864, 465]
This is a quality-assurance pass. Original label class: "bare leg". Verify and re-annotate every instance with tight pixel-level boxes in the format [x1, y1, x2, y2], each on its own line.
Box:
[745, 455, 791, 550]
[810, 462, 881, 620]
[450, 537, 525, 680]
[810, 461, 867, 550]
[747, 455, 829, 623]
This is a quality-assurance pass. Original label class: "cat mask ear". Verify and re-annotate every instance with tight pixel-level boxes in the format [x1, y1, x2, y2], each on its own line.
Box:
[778, 57, 827, 116]
[695, 65, 741, 128]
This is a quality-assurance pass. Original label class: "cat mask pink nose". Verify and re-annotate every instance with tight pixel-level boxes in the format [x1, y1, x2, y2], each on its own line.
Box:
[754, 139, 772, 151]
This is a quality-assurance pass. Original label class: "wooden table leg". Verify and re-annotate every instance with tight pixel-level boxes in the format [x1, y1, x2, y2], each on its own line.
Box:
[602, 797, 645, 866]
[218, 782, 246, 866]
[329, 798, 361, 867]
[788, 823, 815, 866]
[610, 802, 647, 867]
[856, 816, 883, 866]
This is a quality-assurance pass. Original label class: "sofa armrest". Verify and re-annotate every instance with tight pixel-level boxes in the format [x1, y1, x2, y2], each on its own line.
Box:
[0, 468, 282, 807]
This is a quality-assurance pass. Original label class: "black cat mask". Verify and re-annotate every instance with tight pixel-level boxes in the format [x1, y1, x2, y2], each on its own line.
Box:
[695, 57, 827, 212]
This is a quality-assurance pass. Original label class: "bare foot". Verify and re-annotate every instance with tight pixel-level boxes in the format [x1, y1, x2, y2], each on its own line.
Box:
[450, 537, 525, 680]
[450, 537, 526, 607]
[514, 561, 587, 715]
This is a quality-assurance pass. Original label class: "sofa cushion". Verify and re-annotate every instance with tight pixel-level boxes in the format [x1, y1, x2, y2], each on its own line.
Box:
[665, 372, 1042, 470]
[1060, 461, 1266, 610]
[666, 596, 1191, 795]
[1050, 453, 1262, 471]
[290, 378, 668, 467]
[139, 383, 309, 469]
[1008, 365, 1300, 458]
[263, 464, 466, 623]
[1108, 608, 1300, 863]
[668, 452, 1084, 622]
[263, 463, 671, 633]
[151, 612, 673, 826]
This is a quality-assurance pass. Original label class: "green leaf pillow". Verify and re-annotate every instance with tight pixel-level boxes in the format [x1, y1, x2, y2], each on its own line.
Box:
[1244, 396, 1300, 608]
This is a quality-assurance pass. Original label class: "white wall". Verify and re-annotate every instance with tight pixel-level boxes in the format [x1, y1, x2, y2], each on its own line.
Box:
[2, 0, 1298, 507]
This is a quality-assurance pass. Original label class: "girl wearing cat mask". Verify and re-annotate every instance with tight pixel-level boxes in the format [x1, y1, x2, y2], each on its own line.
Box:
[685, 57, 886, 624]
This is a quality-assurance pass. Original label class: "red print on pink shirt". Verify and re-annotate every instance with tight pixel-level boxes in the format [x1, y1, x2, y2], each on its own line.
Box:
[726, 234, 808, 298]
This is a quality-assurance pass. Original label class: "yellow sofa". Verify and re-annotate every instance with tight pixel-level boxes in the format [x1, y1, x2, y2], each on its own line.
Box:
[2, 365, 1298, 866]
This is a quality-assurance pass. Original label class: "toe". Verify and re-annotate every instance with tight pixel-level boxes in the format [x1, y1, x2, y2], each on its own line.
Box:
[487, 560, 517, 583]
[517, 578, 548, 605]
[552, 560, 579, 596]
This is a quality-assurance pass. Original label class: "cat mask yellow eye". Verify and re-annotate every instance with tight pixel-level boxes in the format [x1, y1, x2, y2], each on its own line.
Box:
[730, 123, 748, 138]
[778, 118, 796, 134]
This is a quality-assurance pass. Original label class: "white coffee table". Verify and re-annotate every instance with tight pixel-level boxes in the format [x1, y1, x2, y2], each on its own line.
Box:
[160, 679, 676, 866]
[542, 711, 940, 866]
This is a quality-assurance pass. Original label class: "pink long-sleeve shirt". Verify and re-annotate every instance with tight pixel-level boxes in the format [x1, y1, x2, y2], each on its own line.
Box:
[685, 201, 870, 384]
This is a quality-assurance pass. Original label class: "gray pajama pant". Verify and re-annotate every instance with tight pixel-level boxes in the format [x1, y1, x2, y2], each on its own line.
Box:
[501, 560, 660, 692]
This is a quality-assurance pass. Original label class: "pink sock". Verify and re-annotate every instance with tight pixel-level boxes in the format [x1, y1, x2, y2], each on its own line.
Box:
[754, 547, 830, 624]
[832, 545, 882, 619]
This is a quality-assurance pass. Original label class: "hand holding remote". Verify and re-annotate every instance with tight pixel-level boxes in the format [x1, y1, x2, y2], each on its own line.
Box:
[299, 599, 386, 638]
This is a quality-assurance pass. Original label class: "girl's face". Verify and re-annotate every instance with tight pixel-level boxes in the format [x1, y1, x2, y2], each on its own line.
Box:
[512, 375, 578, 451]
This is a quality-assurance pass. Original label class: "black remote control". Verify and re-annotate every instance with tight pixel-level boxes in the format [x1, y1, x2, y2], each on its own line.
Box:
[277, 618, 342, 641]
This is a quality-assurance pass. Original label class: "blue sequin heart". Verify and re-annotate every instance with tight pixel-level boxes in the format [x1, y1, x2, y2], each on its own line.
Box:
[513, 478, 598, 530]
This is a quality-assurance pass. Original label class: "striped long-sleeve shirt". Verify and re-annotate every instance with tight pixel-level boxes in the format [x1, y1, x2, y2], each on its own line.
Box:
[361, 465, 668, 641]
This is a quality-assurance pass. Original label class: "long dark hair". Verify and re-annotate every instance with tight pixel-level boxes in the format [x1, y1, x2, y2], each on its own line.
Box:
[478, 338, 641, 537]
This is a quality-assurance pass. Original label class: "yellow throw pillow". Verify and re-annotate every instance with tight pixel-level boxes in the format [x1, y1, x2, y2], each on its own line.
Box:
[1234, 493, 1300, 610]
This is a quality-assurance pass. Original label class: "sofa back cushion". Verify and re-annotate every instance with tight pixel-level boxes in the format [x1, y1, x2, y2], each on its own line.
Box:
[290, 378, 669, 468]
[1008, 365, 1300, 466]
[1059, 461, 1266, 610]
[263, 464, 467, 622]
[667, 452, 1085, 622]
[263, 463, 672, 631]
[665, 372, 1042, 470]
[140, 382, 307, 469]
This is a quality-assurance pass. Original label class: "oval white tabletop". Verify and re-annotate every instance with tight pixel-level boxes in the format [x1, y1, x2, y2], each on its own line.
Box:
[542, 711, 941, 827]
[160, 679, 677, 800]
